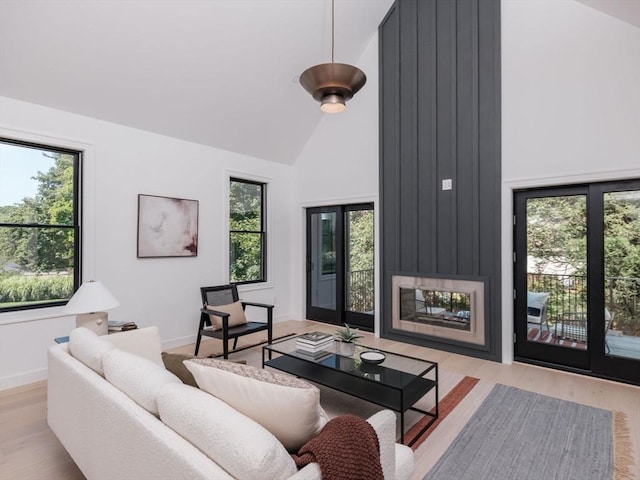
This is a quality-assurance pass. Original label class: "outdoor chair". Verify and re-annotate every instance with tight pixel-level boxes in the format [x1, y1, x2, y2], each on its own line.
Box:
[527, 291, 550, 332]
[195, 284, 273, 359]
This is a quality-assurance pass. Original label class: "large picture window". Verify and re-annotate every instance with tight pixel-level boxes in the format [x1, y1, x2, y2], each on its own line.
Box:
[0, 138, 81, 311]
[229, 178, 266, 284]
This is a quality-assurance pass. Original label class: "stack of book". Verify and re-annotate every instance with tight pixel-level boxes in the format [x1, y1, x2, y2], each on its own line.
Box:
[108, 320, 138, 333]
[296, 332, 334, 359]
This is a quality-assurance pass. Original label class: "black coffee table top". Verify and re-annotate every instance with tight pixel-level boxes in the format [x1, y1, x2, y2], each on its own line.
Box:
[264, 335, 437, 390]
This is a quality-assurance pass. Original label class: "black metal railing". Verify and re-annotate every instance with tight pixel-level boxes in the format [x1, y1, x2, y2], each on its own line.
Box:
[347, 269, 374, 313]
[527, 273, 640, 335]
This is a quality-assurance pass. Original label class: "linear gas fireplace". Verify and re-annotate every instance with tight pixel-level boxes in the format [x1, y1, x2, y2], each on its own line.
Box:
[391, 274, 486, 346]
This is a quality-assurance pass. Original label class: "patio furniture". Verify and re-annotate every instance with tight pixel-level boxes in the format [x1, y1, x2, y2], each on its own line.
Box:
[527, 291, 550, 332]
[555, 314, 588, 343]
[555, 309, 615, 347]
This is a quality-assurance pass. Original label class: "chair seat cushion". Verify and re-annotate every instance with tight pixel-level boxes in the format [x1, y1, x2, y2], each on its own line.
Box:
[185, 358, 329, 452]
[206, 301, 247, 329]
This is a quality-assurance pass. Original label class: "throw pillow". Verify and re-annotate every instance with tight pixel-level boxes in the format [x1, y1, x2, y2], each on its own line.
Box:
[68, 327, 115, 376]
[103, 348, 181, 416]
[158, 383, 297, 480]
[162, 353, 248, 387]
[161, 352, 198, 387]
[206, 300, 247, 329]
[185, 358, 329, 451]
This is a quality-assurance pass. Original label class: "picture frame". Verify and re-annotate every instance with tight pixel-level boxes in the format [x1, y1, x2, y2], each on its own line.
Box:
[137, 194, 199, 258]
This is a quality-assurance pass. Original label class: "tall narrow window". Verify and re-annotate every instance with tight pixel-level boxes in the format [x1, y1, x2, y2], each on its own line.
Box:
[0, 138, 81, 311]
[229, 178, 266, 284]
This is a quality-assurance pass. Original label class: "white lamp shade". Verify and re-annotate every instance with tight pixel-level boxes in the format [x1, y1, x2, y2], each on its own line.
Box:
[63, 280, 120, 314]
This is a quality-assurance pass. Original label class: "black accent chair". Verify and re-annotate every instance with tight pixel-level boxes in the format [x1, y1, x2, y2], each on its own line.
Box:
[195, 284, 273, 359]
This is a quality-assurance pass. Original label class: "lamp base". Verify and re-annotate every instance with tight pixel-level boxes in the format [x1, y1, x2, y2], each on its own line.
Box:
[76, 312, 109, 336]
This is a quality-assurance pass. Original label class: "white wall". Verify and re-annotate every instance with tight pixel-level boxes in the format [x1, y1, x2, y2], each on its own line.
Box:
[500, 0, 640, 362]
[0, 96, 295, 389]
[292, 33, 381, 331]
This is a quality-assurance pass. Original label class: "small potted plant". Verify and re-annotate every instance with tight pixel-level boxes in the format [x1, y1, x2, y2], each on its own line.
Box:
[335, 323, 363, 356]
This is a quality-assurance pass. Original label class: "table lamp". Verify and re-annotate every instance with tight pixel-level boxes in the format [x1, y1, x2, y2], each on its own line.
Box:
[63, 280, 120, 335]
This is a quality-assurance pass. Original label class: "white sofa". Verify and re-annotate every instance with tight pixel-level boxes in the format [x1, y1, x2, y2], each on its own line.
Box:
[47, 327, 414, 480]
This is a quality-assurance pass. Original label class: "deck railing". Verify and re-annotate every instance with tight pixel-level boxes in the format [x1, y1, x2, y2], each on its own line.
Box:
[347, 269, 374, 313]
[527, 273, 640, 335]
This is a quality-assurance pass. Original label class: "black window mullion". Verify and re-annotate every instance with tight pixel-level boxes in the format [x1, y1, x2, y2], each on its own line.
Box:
[229, 177, 266, 284]
[0, 137, 81, 312]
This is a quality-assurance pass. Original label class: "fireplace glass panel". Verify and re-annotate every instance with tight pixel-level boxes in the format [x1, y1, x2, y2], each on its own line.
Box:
[400, 288, 472, 332]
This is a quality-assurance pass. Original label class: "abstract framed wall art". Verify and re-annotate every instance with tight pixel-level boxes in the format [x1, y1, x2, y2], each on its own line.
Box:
[137, 194, 199, 258]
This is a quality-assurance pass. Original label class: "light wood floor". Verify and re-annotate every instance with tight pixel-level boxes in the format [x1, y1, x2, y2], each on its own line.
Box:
[1, 319, 638, 480]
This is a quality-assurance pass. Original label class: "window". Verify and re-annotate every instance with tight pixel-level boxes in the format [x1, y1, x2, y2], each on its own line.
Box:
[0, 138, 81, 311]
[229, 178, 266, 284]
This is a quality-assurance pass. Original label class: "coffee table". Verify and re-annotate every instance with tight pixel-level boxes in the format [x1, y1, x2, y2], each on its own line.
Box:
[262, 336, 438, 446]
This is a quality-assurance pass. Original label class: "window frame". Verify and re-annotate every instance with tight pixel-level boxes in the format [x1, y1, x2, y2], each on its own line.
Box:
[0, 137, 82, 313]
[228, 177, 267, 285]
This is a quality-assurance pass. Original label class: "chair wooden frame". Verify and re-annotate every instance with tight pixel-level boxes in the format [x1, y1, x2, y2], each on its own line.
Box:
[195, 284, 273, 359]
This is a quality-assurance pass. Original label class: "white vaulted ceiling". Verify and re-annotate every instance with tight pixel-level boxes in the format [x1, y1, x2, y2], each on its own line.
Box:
[1, 1, 638, 165]
[0, 0, 394, 164]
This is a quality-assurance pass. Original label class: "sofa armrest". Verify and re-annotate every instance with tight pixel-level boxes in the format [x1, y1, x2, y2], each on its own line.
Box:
[366, 410, 398, 480]
[286, 411, 411, 480]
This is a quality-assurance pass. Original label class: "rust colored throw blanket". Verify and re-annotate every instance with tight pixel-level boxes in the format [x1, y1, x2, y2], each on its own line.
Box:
[291, 415, 384, 480]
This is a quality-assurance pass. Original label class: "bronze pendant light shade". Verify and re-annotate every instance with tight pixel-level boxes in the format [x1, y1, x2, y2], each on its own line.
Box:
[299, 0, 366, 113]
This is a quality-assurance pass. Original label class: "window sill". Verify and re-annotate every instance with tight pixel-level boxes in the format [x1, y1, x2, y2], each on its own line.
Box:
[0, 306, 70, 326]
[236, 281, 274, 293]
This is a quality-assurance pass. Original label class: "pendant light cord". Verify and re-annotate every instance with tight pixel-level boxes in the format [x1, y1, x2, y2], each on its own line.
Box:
[331, 0, 335, 63]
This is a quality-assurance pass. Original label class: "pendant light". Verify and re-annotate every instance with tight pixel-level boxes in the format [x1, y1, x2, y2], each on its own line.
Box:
[299, 0, 366, 113]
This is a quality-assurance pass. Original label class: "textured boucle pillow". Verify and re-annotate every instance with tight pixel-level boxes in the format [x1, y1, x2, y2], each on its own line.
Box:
[68, 327, 115, 376]
[185, 358, 328, 451]
[103, 348, 181, 415]
[158, 383, 297, 480]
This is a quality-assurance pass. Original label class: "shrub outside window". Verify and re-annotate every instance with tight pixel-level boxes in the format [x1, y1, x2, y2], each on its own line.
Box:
[0, 138, 81, 311]
[229, 178, 266, 284]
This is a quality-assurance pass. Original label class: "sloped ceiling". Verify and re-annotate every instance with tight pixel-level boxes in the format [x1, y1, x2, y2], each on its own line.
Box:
[574, 0, 640, 28]
[0, 0, 394, 164]
[1, 1, 638, 165]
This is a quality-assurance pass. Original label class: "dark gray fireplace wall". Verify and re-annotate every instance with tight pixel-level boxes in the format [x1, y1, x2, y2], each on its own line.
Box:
[379, 0, 502, 361]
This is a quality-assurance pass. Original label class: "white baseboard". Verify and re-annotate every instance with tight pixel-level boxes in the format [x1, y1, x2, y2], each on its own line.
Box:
[0, 367, 48, 392]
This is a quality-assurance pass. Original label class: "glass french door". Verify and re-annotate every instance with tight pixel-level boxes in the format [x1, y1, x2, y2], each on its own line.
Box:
[306, 204, 374, 331]
[514, 181, 640, 385]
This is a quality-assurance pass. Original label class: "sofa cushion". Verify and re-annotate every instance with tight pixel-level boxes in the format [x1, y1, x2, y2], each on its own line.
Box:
[105, 326, 164, 366]
[206, 300, 247, 329]
[68, 327, 115, 376]
[103, 348, 181, 416]
[157, 383, 297, 480]
[185, 358, 328, 451]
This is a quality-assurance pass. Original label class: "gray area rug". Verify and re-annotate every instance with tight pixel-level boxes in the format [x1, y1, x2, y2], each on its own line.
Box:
[423, 384, 613, 480]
